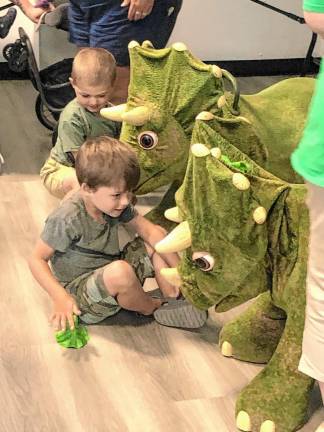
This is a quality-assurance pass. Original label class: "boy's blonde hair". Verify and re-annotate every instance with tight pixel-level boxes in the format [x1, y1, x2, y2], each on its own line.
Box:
[76, 136, 140, 191]
[71, 48, 116, 87]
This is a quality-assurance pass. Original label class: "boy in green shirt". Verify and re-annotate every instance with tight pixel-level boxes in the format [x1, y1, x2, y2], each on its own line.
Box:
[40, 47, 120, 199]
[291, 1, 324, 431]
[30, 136, 207, 330]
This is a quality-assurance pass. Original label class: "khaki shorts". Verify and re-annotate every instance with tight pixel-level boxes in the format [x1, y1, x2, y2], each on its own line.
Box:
[40, 157, 76, 199]
[65, 237, 155, 324]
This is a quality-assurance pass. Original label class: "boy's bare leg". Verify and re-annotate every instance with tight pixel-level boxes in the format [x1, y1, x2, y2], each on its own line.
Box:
[103, 260, 161, 315]
[111, 66, 130, 105]
[145, 242, 180, 298]
[151, 251, 179, 298]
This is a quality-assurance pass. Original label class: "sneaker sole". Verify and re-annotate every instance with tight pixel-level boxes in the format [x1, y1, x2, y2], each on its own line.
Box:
[153, 300, 207, 329]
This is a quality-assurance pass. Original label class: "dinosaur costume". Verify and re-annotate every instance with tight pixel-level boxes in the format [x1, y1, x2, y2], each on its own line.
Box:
[101, 42, 317, 431]
[156, 117, 314, 432]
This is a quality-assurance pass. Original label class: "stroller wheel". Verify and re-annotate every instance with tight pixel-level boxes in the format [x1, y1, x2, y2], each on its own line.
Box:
[7, 43, 28, 73]
[35, 95, 57, 130]
[2, 43, 15, 61]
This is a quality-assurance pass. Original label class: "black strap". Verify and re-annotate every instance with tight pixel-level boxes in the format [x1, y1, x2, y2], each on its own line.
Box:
[248, 0, 305, 24]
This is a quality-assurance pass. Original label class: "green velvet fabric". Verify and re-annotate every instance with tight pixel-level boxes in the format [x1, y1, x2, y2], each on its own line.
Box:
[120, 44, 314, 198]
[173, 118, 314, 432]
[120, 43, 316, 430]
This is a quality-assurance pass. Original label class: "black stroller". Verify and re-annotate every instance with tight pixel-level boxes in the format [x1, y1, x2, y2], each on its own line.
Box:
[3, 26, 74, 130]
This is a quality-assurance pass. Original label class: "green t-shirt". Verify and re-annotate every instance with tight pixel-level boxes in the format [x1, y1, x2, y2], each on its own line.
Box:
[303, 0, 324, 12]
[50, 98, 121, 166]
[41, 193, 136, 285]
[291, 60, 324, 185]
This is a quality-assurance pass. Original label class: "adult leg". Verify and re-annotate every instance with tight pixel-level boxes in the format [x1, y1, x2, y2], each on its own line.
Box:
[89, 0, 183, 103]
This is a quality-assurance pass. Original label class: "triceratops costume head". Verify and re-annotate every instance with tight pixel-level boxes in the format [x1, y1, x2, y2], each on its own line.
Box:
[156, 116, 314, 432]
[101, 41, 314, 199]
[101, 41, 266, 195]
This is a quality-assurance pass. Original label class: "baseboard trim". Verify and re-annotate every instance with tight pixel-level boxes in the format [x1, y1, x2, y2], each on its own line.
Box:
[205, 57, 320, 77]
[0, 57, 320, 80]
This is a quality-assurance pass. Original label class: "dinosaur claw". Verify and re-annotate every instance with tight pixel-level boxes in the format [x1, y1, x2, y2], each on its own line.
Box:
[260, 420, 275, 432]
[236, 411, 251, 431]
[221, 341, 233, 357]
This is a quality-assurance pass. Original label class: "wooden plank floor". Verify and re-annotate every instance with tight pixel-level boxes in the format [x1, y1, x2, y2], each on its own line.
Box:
[1, 80, 323, 431]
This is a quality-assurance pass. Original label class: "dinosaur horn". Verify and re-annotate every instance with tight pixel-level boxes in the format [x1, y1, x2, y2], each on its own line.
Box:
[122, 106, 151, 126]
[100, 104, 127, 122]
[155, 221, 192, 253]
[160, 268, 182, 288]
[164, 207, 183, 223]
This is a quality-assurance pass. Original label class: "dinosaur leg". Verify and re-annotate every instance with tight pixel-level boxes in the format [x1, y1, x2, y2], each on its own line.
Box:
[219, 291, 286, 363]
[235, 312, 314, 432]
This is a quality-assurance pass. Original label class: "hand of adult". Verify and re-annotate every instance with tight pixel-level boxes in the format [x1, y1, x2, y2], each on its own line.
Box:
[13, 0, 55, 24]
[121, 0, 154, 21]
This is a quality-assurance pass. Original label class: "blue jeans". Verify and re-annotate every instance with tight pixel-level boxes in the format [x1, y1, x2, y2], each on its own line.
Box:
[69, 0, 183, 66]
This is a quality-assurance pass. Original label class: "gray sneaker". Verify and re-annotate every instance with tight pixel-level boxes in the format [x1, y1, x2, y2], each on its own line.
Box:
[154, 298, 207, 329]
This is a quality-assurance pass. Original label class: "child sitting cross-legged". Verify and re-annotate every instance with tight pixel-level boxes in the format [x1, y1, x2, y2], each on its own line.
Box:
[29, 137, 207, 330]
[40, 47, 120, 199]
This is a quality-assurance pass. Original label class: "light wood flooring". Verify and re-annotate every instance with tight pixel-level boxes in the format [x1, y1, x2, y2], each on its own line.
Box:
[0, 79, 323, 432]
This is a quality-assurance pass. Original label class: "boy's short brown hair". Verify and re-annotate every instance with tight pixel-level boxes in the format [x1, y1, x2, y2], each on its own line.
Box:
[71, 48, 116, 87]
[75, 136, 140, 191]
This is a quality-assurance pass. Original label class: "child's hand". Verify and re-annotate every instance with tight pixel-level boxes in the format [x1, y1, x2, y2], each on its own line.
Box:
[50, 293, 81, 332]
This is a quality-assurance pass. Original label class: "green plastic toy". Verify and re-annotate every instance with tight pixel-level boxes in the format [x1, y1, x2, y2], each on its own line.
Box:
[55, 315, 89, 349]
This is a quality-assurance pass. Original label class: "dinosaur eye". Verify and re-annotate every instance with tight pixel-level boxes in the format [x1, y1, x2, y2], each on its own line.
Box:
[138, 131, 158, 149]
[192, 251, 215, 272]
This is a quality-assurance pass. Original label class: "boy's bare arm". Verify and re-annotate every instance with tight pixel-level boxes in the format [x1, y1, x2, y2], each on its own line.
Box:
[127, 214, 179, 268]
[28, 238, 80, 330]
[304, 11, 324, 38]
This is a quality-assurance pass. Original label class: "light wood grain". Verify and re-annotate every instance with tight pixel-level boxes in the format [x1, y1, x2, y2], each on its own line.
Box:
[0, 79, 323, 431]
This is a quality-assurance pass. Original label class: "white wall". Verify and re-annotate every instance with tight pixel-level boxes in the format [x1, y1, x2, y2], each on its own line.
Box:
[5, 0, 321, 68]
[169, 0, 321, 60]
[0, 3, 38, 63]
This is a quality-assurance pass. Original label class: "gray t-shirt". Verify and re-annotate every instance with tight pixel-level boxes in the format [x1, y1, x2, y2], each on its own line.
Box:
[50, 98, 121, 166]
[41, 193, 137, 285]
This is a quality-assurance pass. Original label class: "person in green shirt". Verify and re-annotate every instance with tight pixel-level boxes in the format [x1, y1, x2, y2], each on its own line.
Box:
[291, 2, 324, 431]
[40, 47, 120, 199]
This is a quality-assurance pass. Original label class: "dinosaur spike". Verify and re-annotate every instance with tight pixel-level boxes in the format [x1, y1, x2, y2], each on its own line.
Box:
[155, 221, 192, 253]
[212, 65, 223, 78]
[164, 207, 183, 223]
[211, 147, 222, 159]
[100, 104, 127, 122]
[172, 42, 187, 52]
[122, 106, 151, 126]
[128, 40, 140, 49]
[253, 206, 267, 224]
[191, 143, 210, 157]
[232, 173, 250, 191]
[142, 40, 154, 48]
[217, 95, 227, 108]
[196, 111, 214, 121]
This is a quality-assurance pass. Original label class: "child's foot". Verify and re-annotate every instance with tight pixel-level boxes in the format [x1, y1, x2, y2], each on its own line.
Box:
[153, 298, 207, 329]
[0, 8, 17, 39]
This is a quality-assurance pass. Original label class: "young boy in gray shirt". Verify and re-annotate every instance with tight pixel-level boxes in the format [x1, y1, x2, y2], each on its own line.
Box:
[31, 136, 208, 332]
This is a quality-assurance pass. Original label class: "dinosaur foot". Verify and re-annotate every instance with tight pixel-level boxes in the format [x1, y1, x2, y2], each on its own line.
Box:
[219, 292, 285, 363]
